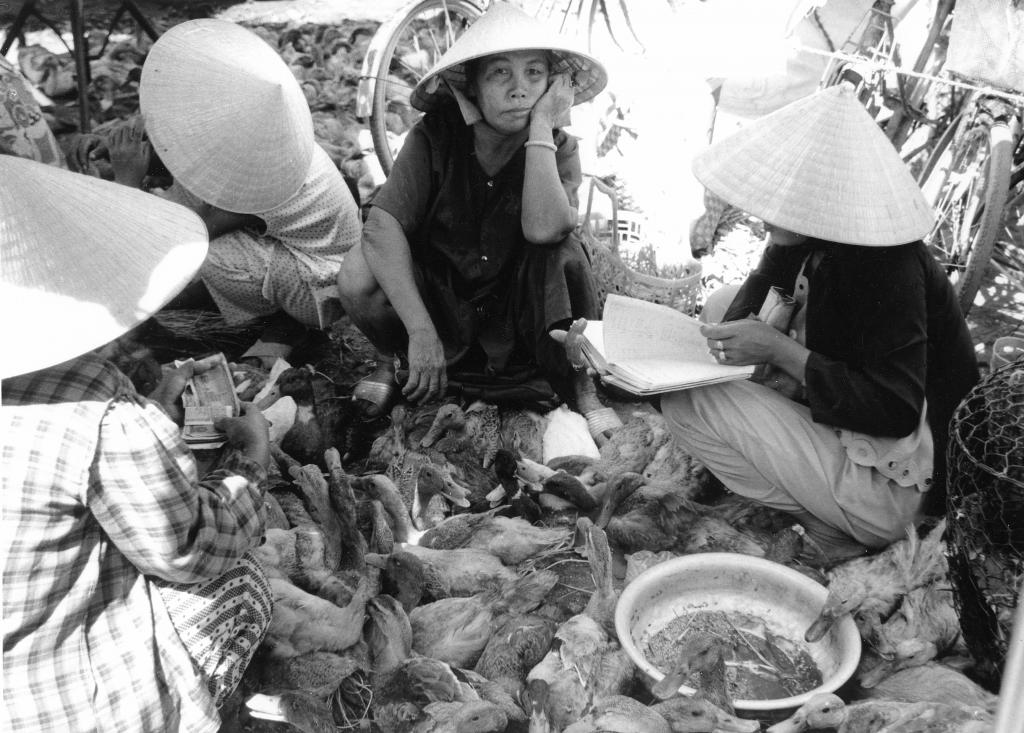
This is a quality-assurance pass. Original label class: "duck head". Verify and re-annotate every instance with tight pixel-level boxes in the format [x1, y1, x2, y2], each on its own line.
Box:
[420, 403, 466, 448]
[858, 638, 939, 688]
[804, 582, 869, 642]
[651, 637, 725, 700]
[365, 550, 426, 613]
[595, 472, 645, 528]
[766, 693, 846, 733]
[653, 697, 759, 733]
[365, 594, 412, 672]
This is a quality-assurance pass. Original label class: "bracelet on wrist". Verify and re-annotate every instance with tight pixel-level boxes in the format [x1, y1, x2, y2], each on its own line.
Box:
[524, 139, 557, 152]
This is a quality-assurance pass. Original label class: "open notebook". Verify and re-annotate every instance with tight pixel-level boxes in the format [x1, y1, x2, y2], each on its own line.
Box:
[581, 294, 754, 396]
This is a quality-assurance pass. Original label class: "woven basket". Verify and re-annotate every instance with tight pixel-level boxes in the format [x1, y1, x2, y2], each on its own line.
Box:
[946, 0, 1024, 92]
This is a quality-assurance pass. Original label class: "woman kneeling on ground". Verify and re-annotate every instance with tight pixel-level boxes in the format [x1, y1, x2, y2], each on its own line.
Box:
[661, 84, 979, 558]
[98, 19, 361, 368]
[2, 157, 272, 732]
[337, 3, 607, 415]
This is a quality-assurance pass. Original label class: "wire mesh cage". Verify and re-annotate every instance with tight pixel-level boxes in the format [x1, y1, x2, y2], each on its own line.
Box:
[946, 355, 1024, 690]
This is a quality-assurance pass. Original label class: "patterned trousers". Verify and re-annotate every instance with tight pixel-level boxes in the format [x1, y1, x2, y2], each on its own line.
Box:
[155, 552, 273, 708]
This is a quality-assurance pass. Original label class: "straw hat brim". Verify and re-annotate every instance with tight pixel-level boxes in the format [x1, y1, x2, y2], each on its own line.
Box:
[140, 19, 314, 214]
[410, 3, 608, 114]
[692, 84, 935, 246]
[1, 157, 209, 378]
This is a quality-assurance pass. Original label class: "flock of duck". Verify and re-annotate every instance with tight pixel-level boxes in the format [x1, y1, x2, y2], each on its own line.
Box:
[231, 362, 1004, 733]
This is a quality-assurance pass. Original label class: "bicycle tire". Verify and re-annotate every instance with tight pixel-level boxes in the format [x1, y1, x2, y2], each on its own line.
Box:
[367, 0, 484, 176]
[918, 113, 1014, 316]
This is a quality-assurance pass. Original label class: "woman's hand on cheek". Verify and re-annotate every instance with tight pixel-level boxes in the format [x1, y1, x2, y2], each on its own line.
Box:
[531, 73, 574, 129]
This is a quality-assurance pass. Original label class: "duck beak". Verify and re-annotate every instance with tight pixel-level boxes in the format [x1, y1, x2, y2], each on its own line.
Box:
[364, 553, 388, 569]
[766, 709, 807, 733]
[713, 712, 761, 733]
[245, 693, 287, 722]
[804, 608, 838, 643]
[441, 481, 471, 508]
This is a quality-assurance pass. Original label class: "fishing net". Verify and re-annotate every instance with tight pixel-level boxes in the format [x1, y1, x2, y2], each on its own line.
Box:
[946, 356, 1024, 690]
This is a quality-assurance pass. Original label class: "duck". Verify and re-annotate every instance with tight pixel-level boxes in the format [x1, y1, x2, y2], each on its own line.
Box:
[364, 550, 428, 613]
[353, 473, 416, 545]
[376, 544, 518, 599]
[498, 406, 547, 463]
[464, 400, 501, 468]
[271, 446, 343, 571]
[369, 499, 396, 554]
[474, 612, 558, 702]
[419, 513, 572, 565]
[526, 615, 634, 731]
[275, 367, 326, 467]
[561, 695, 671, 733]
[324, 447, 367, 574]
[578, 516, 618, 635]
[804, 520, 948, 643]
[624, 549, 677, 585]
[582, 410, 671, 483]
[408, 570, 558, 668]
[597, 474, 704, 554]
[649, 696, 760, 733]
[861, 663, 999, 712]
[765, 692, 994, 733]
[409, 700, 508, 733]
[365, 595, 477, 732]
[245, 689, 336, 733]
[858, 581, 965, 687]
[254, 649, 362, 698]
[451, 666, 529, 732]
[651, 639, 735, 715]
[262, 574, 371, 659]
[641, 436, 708, 493]
[524, 678, 553, 733]
[412, 462, 472, 530]
[488, 449, 543, 522]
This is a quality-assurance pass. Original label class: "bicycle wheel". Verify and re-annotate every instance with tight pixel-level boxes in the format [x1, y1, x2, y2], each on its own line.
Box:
[362, 0, 484, 176]
[918, 108, 1015, 316]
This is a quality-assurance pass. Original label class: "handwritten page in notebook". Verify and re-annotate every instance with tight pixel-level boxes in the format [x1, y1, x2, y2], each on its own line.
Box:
[595, 294, 754, 393]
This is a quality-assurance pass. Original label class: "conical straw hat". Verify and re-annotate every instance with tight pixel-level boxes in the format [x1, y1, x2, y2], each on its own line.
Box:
[692, 84, 934, 246]
[140, 19, 314, 214]
[410, 2, 608, 113]
[0, 156, 208, 378]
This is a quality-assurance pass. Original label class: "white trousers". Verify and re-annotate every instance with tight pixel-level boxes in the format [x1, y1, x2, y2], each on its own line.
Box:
[661, 380, 923, 549]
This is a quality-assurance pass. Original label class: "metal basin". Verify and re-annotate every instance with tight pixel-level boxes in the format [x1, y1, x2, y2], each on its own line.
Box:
[614, 553, 861, 714]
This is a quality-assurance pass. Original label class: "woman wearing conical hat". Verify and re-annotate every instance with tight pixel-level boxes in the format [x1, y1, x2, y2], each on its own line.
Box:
[337, 2, 608, 413]
[1, 157, 273, 732]
[111, 19, 361, 367]
[661, 84, 979, 556]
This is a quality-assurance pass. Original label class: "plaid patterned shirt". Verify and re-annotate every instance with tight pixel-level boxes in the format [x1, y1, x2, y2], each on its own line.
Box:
[2, 353, 267, 732]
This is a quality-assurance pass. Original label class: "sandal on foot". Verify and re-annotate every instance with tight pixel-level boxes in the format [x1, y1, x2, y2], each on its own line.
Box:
[353, 362, 397, 417]
[585, 406, 623, 442]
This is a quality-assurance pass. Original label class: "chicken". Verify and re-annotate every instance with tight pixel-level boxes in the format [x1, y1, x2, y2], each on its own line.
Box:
[804, 520, 948, 643]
